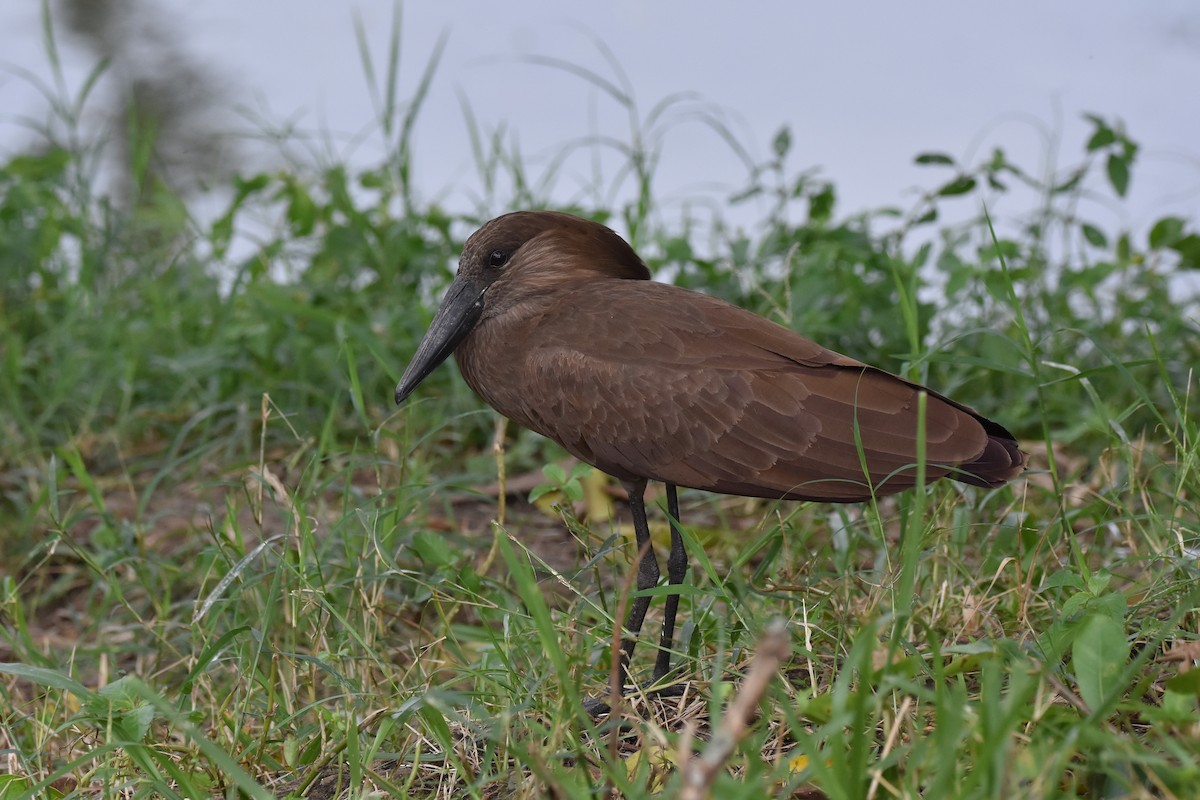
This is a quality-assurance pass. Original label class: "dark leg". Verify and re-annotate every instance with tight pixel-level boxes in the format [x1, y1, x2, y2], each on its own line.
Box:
[652, 483, 687, 683]
[618, 479, 660, 687]
[587, 481, 688, 716]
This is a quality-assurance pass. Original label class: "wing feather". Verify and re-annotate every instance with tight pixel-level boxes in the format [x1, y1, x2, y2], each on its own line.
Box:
[463, 278, 1023, 501]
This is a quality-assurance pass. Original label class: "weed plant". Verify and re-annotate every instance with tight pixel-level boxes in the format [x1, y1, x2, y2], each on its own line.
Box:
[1, 6, 1198, 799]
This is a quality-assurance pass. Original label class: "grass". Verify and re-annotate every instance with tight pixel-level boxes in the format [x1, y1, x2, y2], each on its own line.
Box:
[2, 8, 1199, 799]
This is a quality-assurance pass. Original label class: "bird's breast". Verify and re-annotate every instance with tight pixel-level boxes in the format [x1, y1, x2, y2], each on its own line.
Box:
[453, 310, 547, 432]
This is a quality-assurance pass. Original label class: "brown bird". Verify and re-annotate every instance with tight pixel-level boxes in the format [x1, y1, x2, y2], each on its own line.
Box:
[395, 210, 1025, 702]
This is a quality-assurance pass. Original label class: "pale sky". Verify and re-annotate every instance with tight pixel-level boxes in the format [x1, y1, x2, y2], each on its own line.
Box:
[2, 2, 1198, 240]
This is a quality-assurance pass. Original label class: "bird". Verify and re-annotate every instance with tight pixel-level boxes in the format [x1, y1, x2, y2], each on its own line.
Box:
[394, 210, 1025, 705]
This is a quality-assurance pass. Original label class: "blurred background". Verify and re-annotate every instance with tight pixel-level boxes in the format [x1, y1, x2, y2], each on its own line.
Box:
[3, 6, 1200, 795]
[2, 0, 1198, 236]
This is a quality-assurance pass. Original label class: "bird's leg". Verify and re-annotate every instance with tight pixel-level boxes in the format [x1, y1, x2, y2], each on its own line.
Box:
[587, 481, 685, 717]
[618, 478, 660, 688]
[652, 483, 687, 684]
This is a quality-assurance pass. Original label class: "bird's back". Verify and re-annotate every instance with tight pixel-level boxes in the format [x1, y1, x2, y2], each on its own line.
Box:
[457, 278, 1024, 502]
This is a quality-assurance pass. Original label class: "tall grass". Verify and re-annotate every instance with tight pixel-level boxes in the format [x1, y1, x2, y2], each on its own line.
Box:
[1, 6, 1198, 799]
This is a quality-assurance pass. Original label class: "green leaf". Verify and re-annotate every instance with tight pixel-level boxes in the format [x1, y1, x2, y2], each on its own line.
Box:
[1153, 688, 1200, 722]
[97, 674, 147, 704]
[1121, 137, 1139, 161]
[1171, 233, 1200, 269]
[232, 172, 272, 201]
[5, 148, 71, 180]
[1165, 668, 1200, 696]
[979, 239, 1020, 261]
[662, 235, 694, 263]
[1116, 233, 1132, 263]
[0, 775, 63, 800]
[914, 207, 938, 225]
[1086, 126, 1115, 152]
[1089, 589, 1127, 623]
[1106, 154, 1130, 197]
[284, 735, 300, 768]
[281, 179, 319, 236]
[795, 690, 833, 724]
[0, 662, 92, 697]
[210, 213, 234, 257]
[937, 176, 976, 197]
[1040, 570, 1086, 592]
[772, 126, 792, 160]
[1081, 224, 1107, 248]
[1071, 612, 1128, 713]
[0, 776, 31, 800]
[1053, 166, 1087, 194]
[1085, 569, 1112, 595]
[1060, 589, 1094, 620]
[418, 705, 455, 753]
[528, 484, 555, 503]
[915, 152, 955, 166]
[1149, 216, 1185, 249]
[359, 168, 386, 189]
[1036, 620, 1076, 665]
[542, 463, 566, 484]
[117, 702, 156, 742]
[809, 184, 836, 224]
[412, 530, 455, 568]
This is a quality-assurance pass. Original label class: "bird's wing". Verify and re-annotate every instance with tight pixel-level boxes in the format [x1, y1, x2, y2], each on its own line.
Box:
[511, 280, 1006, 501]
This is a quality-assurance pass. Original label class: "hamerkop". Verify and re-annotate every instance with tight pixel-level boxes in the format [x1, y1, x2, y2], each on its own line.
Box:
[395, 210, 1025, 700]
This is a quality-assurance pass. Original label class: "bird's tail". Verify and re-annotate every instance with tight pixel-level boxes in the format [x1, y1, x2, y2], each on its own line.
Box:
[952, 416, 1026, 488]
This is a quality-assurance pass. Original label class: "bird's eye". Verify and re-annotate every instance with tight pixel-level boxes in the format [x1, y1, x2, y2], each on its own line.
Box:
[488, 249, 509, 269]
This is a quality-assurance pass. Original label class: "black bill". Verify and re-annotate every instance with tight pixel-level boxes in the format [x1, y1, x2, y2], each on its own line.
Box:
[395, 277, 487, 404]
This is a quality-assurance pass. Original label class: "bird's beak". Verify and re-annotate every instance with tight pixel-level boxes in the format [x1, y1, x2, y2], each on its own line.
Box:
[395, 277, 487, 404]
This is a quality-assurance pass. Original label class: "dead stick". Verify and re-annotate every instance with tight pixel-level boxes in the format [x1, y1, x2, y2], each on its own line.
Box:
[678, 620, 790, 800]
[492, 416, 508, 526]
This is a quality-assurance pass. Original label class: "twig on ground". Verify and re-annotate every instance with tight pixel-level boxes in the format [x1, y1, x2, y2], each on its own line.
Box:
[492, 415, 508, 525]
[677, 620, 790, 800]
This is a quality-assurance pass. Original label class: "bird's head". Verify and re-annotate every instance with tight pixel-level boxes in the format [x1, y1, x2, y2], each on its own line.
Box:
[395, 211, 649, 404]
